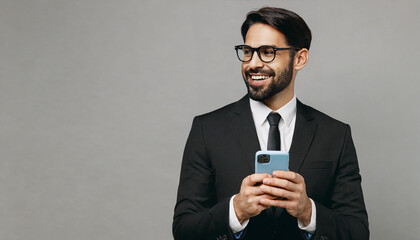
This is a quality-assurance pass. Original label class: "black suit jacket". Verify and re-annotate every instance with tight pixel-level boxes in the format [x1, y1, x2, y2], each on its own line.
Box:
[173, 95, 369, 240]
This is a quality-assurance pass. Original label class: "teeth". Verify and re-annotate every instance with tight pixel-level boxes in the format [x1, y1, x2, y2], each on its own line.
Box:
[251, 75, 270, 80]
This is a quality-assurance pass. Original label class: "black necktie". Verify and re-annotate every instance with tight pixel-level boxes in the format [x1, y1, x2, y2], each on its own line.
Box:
[267, 112, 281, 150]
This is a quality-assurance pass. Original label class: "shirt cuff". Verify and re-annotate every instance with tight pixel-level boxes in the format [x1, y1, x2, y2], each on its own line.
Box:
[229, 195, 249, 233]
[297, 198, 316, 234]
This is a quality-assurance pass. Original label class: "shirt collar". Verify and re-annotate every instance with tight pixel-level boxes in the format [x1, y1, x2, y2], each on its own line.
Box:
[249, 95, 297, 127]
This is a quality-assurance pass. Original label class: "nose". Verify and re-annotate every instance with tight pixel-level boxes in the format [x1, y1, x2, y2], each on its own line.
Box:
[248, 51, 264, 69]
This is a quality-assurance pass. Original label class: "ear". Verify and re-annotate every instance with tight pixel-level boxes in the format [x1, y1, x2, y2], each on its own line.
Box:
[294, 48, 309, 71]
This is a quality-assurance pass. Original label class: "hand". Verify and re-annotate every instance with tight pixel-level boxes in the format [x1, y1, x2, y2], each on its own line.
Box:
[233, 173, 276, 223]
[259, 171, 312, 226]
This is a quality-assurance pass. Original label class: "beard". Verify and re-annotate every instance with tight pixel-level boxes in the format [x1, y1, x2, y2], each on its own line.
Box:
[243, 57, 294, 101]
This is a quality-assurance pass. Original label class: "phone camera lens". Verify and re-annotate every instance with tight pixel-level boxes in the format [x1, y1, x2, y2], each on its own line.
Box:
[258, 154, 270, 163]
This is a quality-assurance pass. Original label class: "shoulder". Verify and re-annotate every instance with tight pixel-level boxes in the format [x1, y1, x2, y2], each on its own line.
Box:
[298, 100, 350, 131]
[297, 101, 355, 155]
[194, 95, 249, 123]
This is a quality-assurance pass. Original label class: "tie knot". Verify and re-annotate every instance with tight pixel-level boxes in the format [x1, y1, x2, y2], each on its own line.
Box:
[267, 112, 281, 126]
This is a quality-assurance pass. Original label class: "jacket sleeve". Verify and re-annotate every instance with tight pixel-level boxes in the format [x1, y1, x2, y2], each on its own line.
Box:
[173, 117, 234, 240]
[312, 125, 369, 240]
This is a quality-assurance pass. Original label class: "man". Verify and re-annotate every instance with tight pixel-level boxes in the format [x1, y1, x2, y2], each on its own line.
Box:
[173, 7, 369, 240]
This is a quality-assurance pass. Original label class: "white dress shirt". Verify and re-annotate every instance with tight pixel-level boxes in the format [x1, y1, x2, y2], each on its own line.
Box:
[229, 95, 316, 234]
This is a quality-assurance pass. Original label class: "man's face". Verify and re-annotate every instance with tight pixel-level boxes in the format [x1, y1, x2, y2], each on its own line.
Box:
[242, 23, 294, 101]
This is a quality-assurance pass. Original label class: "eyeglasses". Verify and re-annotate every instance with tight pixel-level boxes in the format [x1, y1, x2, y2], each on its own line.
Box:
[234, 45, 299, 63]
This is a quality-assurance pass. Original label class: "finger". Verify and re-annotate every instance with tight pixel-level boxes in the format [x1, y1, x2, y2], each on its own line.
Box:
[260, 185, 296, 200]
[262, 177, 297, 191]
[259, 198, 291, 208]
[245, 173, 272, 186]
[253, 194, 279, 208]
[272, 171, 303, 183]
[244, 185, 266, 196]
[256, 193, 278, 200]
[241, 183, 270, 197]
[247, 194, 273, 209]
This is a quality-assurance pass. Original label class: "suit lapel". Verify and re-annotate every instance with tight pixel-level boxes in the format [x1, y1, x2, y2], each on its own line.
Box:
[230, 95, 260, 172]
[289, 100, 318, 172]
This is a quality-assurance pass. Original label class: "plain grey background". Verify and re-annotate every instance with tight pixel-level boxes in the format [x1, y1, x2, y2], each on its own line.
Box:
[1, 0, 419, 239]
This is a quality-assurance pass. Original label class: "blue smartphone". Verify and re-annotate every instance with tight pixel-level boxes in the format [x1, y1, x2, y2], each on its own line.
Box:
[255, 150, 289, 174]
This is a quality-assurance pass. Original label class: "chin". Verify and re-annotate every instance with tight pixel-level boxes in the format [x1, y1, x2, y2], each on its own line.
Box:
[248, 87, 270, 101]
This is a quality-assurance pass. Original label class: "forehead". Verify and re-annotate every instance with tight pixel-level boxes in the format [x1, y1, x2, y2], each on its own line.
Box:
[244, 23, 287, 47]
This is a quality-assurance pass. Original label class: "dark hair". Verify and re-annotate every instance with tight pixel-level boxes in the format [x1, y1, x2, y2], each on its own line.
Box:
[241, 7, 312, 50]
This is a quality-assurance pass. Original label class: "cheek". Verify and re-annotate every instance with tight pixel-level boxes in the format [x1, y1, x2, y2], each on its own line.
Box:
[268, 63, 282, 74]
[241, 64, 247, 74]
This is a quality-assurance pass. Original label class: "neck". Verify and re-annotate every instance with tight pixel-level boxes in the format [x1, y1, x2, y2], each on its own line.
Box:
[263, 85, 294, 111]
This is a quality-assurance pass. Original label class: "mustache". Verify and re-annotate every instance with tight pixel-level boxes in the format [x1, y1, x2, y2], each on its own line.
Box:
[245, 69, 275, 75]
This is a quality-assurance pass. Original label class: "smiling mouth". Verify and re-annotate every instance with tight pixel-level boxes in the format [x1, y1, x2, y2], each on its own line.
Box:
[250, 75, 271, 81]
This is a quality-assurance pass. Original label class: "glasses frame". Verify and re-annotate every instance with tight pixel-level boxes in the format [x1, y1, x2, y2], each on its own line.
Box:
[234, 45, 300, 63]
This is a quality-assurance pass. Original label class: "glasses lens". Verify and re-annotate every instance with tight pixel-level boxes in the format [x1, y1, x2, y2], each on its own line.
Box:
[237, 46, 252, 62]
[259, 46, 275, 62]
